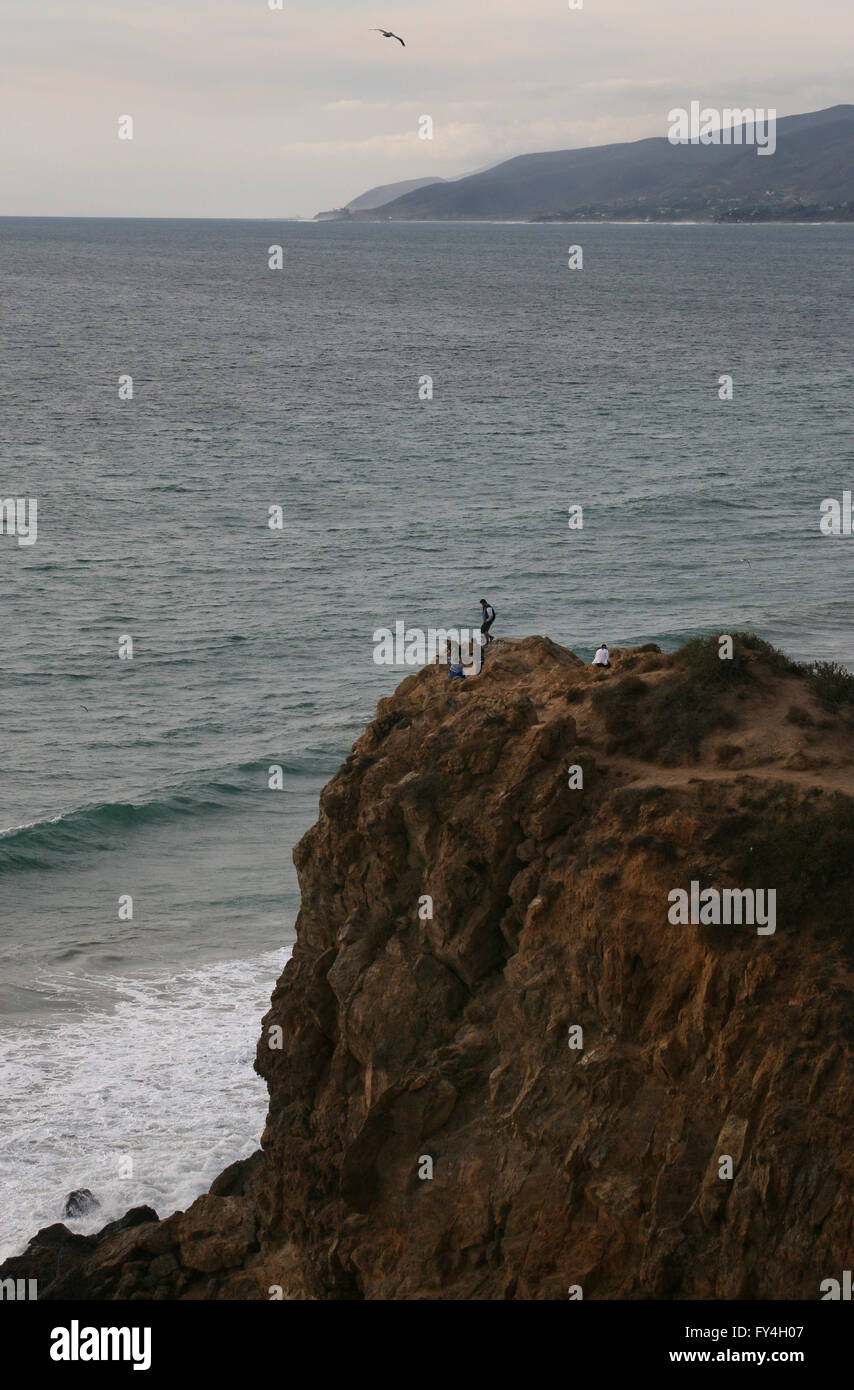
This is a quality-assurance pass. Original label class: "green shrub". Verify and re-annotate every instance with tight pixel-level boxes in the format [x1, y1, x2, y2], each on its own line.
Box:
[644, 679, 737, 762]
[675, 634, 752, 685]
[677, 632, 803, 682]
[594, 633, 853, 764]
[594, 671, 736, 764]
[730, 633, 802, 676]
[806, 661, 854, 711]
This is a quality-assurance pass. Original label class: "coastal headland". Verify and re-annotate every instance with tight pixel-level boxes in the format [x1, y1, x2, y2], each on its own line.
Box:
[4, 634, 853, 1300]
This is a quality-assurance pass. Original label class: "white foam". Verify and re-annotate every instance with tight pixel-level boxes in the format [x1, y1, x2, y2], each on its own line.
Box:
[0, 948, 290, 1260]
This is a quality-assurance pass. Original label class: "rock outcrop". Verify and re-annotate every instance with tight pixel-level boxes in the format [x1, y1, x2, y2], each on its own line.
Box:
[63, 1189, 100, 1219]
[5, 635, 854, 1299]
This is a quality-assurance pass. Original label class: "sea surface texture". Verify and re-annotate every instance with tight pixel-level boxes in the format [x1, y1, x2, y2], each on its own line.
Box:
[1, 218, 852, 1256]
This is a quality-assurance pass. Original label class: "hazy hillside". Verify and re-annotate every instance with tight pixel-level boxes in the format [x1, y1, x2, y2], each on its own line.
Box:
[346, 176, 445, 212]
[352, 106, 854, 221]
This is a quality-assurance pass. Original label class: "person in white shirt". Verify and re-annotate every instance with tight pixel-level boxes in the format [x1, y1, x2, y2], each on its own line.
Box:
[592, 643, 610, 668]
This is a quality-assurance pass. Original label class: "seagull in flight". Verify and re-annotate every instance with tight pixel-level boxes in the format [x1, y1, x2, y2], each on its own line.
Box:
[370, 28, 405, 47]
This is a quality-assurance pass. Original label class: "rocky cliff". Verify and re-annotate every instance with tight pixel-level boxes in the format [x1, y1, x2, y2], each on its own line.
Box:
[5, 635, 854, 1299]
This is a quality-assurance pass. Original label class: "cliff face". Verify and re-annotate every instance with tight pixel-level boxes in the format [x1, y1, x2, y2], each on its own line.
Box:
[6, 636, 854, 1299]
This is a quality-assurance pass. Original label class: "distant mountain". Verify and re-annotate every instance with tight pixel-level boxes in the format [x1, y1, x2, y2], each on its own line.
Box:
[346, 176, 445, 212]
[351, 106, 854, 222]
[315, 177, 446, 221]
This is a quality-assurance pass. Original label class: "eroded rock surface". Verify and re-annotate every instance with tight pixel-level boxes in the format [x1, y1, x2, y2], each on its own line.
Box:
[5, 636, 853, 1299]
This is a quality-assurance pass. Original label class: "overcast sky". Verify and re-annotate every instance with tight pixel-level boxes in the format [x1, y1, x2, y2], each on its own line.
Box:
[2, 0, 852, 217]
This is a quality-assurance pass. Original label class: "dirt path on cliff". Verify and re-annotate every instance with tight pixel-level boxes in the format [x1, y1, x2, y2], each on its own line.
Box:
[592, 754, 854, 798]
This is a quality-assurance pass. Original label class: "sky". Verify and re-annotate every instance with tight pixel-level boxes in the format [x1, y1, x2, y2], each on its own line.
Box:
[1, 0, 853, 217]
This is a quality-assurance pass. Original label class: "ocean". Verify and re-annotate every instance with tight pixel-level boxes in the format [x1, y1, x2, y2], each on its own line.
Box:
[1, 217, 852, 1257]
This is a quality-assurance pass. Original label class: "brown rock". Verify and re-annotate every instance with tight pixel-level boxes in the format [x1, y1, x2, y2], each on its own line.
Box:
[177, 1196, 257, 1273]
[4, 635, 854, 1300]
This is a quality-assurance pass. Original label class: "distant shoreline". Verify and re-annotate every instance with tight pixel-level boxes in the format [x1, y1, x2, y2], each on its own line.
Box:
[323, 217, 854, 227]
[3, 214, 854, 226]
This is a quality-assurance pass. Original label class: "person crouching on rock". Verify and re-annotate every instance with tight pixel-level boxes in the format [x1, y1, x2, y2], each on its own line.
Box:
[447, 638, 465, 680]
[592, 643, 610, 668]
[480, 598, 496, 644]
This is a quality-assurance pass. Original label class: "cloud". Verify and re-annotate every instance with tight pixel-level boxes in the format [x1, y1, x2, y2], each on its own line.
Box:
[1, 0, 852, 214]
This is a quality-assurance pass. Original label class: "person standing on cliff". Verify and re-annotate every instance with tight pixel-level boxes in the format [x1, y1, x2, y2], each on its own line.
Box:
[480, 598, 496, 645]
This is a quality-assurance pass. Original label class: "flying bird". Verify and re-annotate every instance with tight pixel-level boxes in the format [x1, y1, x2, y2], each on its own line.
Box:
[370, 28, 405, 47]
